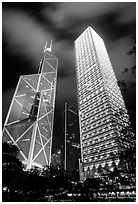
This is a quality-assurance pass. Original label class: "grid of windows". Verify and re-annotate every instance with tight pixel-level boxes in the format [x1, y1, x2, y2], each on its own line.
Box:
[75, 26, 128, 176]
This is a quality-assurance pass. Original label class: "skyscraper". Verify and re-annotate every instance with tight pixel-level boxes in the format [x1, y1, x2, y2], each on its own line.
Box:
[62, 103, 81, 174]
[75, 27, 129, 178]
[51, 149, 62, 167]
[2, 42, 58, 169]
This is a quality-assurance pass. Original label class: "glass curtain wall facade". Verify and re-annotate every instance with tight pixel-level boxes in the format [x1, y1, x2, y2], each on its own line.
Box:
[75, 27, 129, 178]
[3, 47, 58, 169]
[62, 103, 81, 173]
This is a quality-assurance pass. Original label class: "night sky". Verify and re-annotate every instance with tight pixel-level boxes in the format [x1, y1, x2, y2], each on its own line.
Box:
[2, 2, 136, 153]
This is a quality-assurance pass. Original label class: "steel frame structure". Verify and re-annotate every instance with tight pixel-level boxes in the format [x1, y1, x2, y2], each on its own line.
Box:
[3, 46, 58, 169]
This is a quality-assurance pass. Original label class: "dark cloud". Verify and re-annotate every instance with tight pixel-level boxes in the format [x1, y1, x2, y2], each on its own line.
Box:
[93, 13, 134, 41]
[2, 88, 15, 122]
[2, 2, 136, 151]
[2, 8, 53, 65]
[44, 2, 135, 30]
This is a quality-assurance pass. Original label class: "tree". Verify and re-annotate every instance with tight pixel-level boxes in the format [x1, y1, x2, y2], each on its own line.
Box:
[2, 142, 24, 201]
[105, 109, 136, 198]
[117, 110, 136, 175]
[118, 25, 136, 87]
[118, 27, 136, 133]
[84, 177, 101, 201]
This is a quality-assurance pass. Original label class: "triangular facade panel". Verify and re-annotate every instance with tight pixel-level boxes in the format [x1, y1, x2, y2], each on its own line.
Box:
[6, 120, 34, 142]
[42, 61, 56, 73]
[39, 75, 52, 91]
[43, 90, 54, 106]
[35, 129, 42, 145]
[3, 49, 58, 169]
[43, 73, 56, 85]
[16, 77, 35, 96]
[16, 126, 34, 158]
[22, 74, 39, 91]
[46, 59, 58, 69]
[2, 129, 12, 143]
[33, 141, 43, 160]
[38, 96, 47, 119]
[44, 52, 54, 60]
[33, 149, 47, 167]
[15, 94, 27, 108]
[47, 111, 54, 126]
[44, 140, 51, 164]
[7, 100, 23, 124]
[41, 135, 48, 146]
[18, 152, 26, 162]
[45, 104, 53, 114]
[38, 116, 51, 140]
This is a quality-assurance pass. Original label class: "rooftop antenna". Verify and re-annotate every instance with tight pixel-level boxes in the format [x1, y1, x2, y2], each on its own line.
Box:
[43, 41, 48, 53]
[45, 40, 52, 52]
[38, 40, 53, 73]
[38, 41, 47, 73]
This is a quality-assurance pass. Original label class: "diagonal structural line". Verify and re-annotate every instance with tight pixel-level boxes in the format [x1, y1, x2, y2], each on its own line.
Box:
[47, 81, 53, 104]
[37, 125, 49, 144]
[42, 88, 55, 93]
[38, 125, 49, 143]
[4, 128, 27, 161]
[35, 139, 42, 146]
[42, 94, 53, 134]
[6, 120, 20, 126]
[16, 94, 26, 98]
[37, 113, 47, 122]
[15, 98, 30, 114]
[40, 133, 48, 142]
[15, 123, 35, 143]
[19, 151, 27, 160]
[42, 126, 48, 132]
[38, 108, 53, 122]
[42, 74, 54, 87]
[37, 91, 42, 119]
[37, 91, 48, 122]
[15, 98, 23, 107]
[46, 52, 56, 58]
[35, 124, 42, 142]
[5, 128, 15, 143]
[23, 74, 39, 77]
[32, 137, 51, 162]
[44, 106, 52, 134]
[37, 94, 53, 122]
[22, 77, 36, 92]
[38, 125, 48, 164]
[45, 61, 56, 71]
[4, 76, 22, 126]
[37, 125, 48, 142]
[43, 71, 55, 74]
[44, 57, 54, 60]
[49, 60, 58, 164]
[2, 127, 6, 135]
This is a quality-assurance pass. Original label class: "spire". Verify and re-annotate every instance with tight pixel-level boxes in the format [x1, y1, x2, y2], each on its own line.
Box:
[43, 41, 47, 53]
[45, 40, 52, 53]
[38, 40, 53, 74]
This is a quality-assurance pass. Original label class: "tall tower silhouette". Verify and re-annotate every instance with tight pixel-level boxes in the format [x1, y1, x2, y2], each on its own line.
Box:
[3, 41, 58, 169]
[75, 27, 130, 178]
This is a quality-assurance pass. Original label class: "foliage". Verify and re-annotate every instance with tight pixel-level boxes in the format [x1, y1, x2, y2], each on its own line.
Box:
[2, 143, 70, 201]
[118, 27, 136, 95]
[84, 177, 101, 191]
[83, 177, 101, 201]
[2, 140, 136, 202]
[2, 142, 24, 201]
[117, 110, 136, 174]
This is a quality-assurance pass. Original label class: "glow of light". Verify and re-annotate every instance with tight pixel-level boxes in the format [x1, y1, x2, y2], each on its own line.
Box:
[3, 186, 7, 192]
